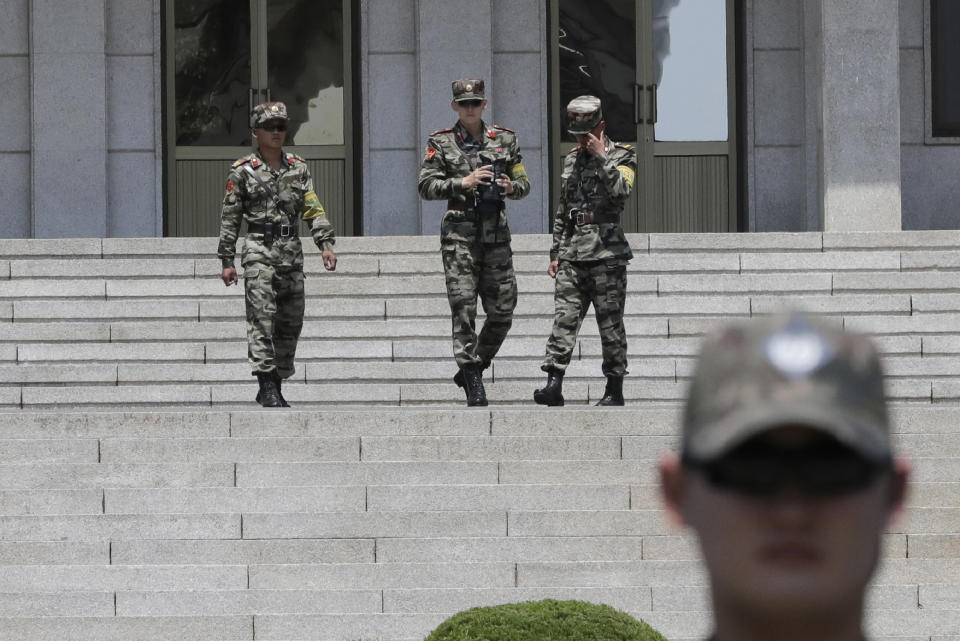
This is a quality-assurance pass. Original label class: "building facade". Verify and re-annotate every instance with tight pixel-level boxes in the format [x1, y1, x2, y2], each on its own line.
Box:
[1, 0, 958, 238]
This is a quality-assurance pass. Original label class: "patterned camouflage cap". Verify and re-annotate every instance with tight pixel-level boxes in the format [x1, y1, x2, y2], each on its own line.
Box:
[452, 78, 485, 102]
[682, 313, 892, 464]
[250, 101, 288, 128]
[566, 95, 603, 134]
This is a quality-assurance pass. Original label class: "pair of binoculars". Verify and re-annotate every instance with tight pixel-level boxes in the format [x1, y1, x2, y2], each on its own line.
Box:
[475, 159, 505, 214]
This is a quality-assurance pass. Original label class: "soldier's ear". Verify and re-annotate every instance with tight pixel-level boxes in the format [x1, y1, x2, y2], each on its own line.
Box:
[451, 100, 458, 112]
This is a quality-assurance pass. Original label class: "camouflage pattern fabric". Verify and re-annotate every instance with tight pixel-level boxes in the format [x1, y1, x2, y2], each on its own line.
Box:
[217, 150, 336, 377]
[442, 241, 517, 368]
[418, 121, 530, 245]
[542, 260, 628, 377]
[682, 312, 892, 464]
[550, 140, 636, 263]
[244, 265, 305, 377]
[566, 95, 603, 134]
[250, 101, 288, 128]
[419, 119, 530, 367]
[217, 151, 335, 270]
[542, 137, 636, 376]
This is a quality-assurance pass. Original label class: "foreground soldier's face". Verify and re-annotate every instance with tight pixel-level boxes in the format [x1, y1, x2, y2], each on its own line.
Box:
[660, 425, 909, 617]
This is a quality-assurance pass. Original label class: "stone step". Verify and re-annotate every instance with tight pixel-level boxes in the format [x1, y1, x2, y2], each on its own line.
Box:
[0, 378, 944, 409]
[0, 406, 958, 437]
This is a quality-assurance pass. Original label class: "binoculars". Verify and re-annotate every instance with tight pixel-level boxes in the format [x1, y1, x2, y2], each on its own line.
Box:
[475, 158, 505, 214]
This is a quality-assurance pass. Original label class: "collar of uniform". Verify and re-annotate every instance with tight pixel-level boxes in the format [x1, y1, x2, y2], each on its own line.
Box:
[454, 120, 489, 144]
[253, 149, 291, 170]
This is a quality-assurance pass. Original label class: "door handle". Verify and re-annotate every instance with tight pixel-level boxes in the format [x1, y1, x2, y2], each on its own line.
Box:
[647, 84, 658, 124]
[265, 87, 271, 102]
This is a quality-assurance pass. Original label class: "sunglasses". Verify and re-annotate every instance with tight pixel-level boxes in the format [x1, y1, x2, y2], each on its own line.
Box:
[683, 438, 891, 497]
[458, 99, 483, 108]
[260, 123, 287, 132]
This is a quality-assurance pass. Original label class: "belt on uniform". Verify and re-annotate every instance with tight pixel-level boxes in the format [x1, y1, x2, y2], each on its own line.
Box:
[570, 210, 619, 225]
[447, 202, 478, 220]
[247, 222, 299, 238]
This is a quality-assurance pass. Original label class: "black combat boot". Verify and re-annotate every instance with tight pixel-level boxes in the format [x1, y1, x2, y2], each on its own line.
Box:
[595, 375, 625, 406]
[461, 364, 488, 407]
[533, 369, 565, 406]
[454, 361, 489, 402]
[255, 371, 283, 407]
[272, 372, 291, 408]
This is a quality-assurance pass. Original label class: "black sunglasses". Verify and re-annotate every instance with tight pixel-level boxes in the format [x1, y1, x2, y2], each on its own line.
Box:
[260, 123, 287, 132]
[458, 99, 483, 108]
[683, 438, 891, 497]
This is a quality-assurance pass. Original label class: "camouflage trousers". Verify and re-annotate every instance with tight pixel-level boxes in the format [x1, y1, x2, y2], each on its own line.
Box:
[441, 240, 517, 368]
[542, 260, 628, 377]
[243, 264, 305, 378]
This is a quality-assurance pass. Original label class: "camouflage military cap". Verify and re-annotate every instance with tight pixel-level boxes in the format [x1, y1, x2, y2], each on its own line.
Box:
[682, 312, 892, 464]
[452, 78, 485, 102]
[250, 101, 288, 128]
[566, 95, 603, 134]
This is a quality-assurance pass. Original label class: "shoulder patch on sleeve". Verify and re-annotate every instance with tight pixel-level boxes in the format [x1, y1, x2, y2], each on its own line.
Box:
[231, 154, 254, 168]
[424, 146, 437, 161]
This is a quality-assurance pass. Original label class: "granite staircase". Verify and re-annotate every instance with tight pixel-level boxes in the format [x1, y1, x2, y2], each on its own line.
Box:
[0, 232, 958, 640]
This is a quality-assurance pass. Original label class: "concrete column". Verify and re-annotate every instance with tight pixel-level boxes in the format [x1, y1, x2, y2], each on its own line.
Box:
[416, 0, 492, 235]
[30, 0, 107, 237]
[818, 0, 901, 231]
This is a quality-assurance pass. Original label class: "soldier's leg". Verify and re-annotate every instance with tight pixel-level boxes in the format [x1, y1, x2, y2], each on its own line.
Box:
[442, 241, 481, 367]
[244, 265, 279, 374]
[542, 260, 591, 373]
[476, 242, 517, 366]
[272, 269, 305, 379]
[592, 261, 628, 378]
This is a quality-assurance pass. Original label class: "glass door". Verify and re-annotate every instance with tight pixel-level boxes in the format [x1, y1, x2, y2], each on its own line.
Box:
[550, 0, 737, 233]
[165, 0, 354, 237]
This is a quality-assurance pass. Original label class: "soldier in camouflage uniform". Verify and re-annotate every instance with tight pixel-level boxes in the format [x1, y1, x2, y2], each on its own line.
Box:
[534, 95, 636, 407]
[217, 101, 337, 408]
[418, 78, 531, 406]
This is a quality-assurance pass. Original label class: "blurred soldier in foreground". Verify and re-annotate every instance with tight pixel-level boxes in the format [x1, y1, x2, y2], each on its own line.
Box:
[418, 78, 530, 406]
[535, 95, 636, 407]
[660, 313, 910, 641]
[217, 101, 337, 407]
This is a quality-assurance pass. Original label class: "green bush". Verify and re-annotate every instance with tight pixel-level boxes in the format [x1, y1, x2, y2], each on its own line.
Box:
[423, 599, 668, 641]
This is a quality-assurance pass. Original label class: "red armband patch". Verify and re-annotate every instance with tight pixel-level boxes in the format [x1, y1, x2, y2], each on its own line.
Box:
[425, 147, 437, 161]
[225, 180, 234, 194]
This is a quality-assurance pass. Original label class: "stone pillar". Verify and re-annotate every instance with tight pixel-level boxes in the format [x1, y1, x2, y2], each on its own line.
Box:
[30, 0, 107, 237]
[416, 0, 492, 235]
[818, 0, 901, 231]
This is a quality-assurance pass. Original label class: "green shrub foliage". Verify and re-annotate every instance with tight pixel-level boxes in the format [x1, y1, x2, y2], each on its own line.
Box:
[423, 599, 668, 641]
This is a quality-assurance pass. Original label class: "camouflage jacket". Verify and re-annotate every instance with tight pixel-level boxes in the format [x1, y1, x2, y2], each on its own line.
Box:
[550, 139, 636, 263]
[418, 121, 530, 245]
[217, 150, 336, 270]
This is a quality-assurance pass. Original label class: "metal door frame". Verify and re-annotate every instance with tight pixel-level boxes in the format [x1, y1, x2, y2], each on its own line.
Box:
[548, 0, 739, 233]
[162, 0, 355, 236]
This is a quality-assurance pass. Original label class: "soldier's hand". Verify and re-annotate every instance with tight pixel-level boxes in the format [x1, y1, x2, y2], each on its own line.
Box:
[221, 267, 238, 286]
[583, 132, 606, 157]
[463, 165, 494, 190]
[322, 250, 338, 271]
[547, 260, 559, 278]
[497, 173, 514, 196]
